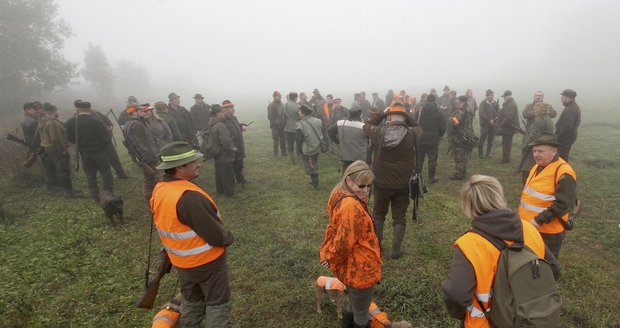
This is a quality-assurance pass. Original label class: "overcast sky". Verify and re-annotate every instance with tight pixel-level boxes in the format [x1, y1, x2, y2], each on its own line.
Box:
[56, 0, 620, 108]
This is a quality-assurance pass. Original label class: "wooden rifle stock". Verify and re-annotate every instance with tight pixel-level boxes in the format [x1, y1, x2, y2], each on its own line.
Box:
[7, 133, 39, 167]
[6, 133, 27, 146]
[136, 249, 172, 309]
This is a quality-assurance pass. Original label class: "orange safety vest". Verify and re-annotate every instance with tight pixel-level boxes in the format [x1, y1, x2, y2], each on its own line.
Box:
[368, 302, 391, 328]
[518, 158, 576, 234]
[316, 276, 346, 292]
[151, 179, 225, 269]
[151, 306, 180, 328]
[454, 221, 546, 328]
[323, 103, 332, 124]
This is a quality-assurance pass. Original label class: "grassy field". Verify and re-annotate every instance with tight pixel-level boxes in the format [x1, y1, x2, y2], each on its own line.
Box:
[0, 107, 618, 327]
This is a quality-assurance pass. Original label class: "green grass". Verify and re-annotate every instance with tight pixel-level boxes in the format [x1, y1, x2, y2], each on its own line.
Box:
[0, 108, 618, 327]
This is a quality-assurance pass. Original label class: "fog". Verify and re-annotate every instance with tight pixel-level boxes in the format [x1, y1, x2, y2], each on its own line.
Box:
[55, 0, 620, 111]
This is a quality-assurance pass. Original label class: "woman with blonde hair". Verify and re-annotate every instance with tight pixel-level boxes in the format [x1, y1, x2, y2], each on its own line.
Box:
[442, 175, 560, 328]
[320, 160, 382, 328]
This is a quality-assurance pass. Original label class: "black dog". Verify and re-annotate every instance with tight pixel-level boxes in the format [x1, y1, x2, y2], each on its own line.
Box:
[98, 191, 124, 226]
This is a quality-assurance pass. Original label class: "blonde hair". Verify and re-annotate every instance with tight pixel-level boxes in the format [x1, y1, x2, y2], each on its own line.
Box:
[330, 161, 374, 195]
[460, 175, 507, 219]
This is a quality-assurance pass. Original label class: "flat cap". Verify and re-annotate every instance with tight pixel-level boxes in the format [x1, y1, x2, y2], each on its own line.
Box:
[561, 89, 577, 98]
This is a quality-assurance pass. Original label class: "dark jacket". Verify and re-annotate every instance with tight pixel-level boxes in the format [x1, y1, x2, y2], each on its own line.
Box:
[364, 113, 418, 189]
[169, 105, 195, 142]
[522, 102, 556, 132]
[209, 116, 235, 163]
[267, 100, 284, 129]
[518, 114, 554, 172]
[164, 175, 234, 284]
[555, 100, 581, 146]
[447, 105, 474, 146]
[124, 117, 159, 164]
[224, 115, 245, 159]
[156, 109, 182, 141]
[442, 209, 560, 320]
[190, 103, 212, 132]
[417, 102, 446, 145]
[64, 113, 111, 154]
[495, 98, 520, 136]
[20, 114, 40, 152]
[478, 99, 499, 129]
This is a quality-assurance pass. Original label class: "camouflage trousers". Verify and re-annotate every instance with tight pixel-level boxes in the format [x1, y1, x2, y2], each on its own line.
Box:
[451, 145, 468, 179]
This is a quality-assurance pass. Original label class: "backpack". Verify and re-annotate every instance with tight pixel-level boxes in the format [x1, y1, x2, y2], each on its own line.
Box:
[200, 129, 221, 160]
[472, 229, 561, 328]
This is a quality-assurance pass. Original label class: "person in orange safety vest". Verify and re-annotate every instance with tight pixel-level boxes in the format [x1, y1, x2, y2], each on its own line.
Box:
[151, 141, 234, 328]
[518, 132, 577, 259]
[443, 174, 560, 328]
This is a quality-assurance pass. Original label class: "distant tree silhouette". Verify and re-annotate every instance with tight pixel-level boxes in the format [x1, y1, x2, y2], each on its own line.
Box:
[0, 0, 76, 117]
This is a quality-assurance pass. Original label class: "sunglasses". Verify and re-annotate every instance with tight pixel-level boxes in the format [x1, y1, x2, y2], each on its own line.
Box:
[356, 183, 372, 189]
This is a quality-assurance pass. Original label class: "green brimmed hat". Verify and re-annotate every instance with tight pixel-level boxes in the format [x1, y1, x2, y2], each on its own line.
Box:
[156, 142, 203, 170]
[528, 132, 561, 147]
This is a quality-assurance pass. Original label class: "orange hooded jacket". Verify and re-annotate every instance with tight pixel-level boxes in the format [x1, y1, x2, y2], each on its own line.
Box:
[319, 191, 382, 289]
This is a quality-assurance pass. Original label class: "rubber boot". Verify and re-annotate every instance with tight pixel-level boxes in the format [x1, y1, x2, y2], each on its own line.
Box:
[205, 301, 232, 328]
[353, 323, 370, 328]
[341, 311, 354, 328]
[391, 224, 406, 259]
[374, 220, 384, 255]
[310, 174, 319, 191]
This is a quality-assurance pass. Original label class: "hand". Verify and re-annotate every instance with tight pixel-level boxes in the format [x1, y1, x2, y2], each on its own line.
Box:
[529, 219, 540, 228]
[241, 125, 247, 132]
[320, 260, 329, 269]
[383, 107, 390, 113]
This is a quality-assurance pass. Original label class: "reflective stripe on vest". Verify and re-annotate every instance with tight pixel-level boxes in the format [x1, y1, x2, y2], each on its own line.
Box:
[151, 307, 180, 328]
[368, 302, 391, 328]
[325, 277, 334, 290]
[152, 316, 174, 325]
[317, 276, 346, 292]
[151, 179, 225, 269]
[455, 222, 546, 328]
[518, 158, 576, 234]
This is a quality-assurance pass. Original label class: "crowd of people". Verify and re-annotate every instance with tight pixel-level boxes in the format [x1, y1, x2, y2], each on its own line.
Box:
[16, 86, 581, 327]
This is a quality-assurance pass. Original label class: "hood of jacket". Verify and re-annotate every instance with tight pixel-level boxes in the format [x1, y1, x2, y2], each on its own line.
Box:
[471, 208, 523, 243]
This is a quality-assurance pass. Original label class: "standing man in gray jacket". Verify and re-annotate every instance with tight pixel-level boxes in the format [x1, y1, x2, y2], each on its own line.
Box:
[284, 92, 301, 163]
[267, 91, 286, 158]
[327, 106, 368, 173]
[296, 105, 325, 190]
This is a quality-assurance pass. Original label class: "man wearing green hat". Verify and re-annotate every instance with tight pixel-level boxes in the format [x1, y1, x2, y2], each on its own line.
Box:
[150, 141, 234, 328]
[518, 133, 577, 259]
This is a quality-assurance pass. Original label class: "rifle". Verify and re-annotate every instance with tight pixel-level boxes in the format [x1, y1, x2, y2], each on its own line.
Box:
[104, 109, 118, 148]
[7, 133, 39, 168]
[561, 200, 582, 231]
[136, 248, 172, 309]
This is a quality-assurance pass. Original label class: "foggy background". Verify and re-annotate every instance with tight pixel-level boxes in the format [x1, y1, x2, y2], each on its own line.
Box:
[30, 0, 620, 112]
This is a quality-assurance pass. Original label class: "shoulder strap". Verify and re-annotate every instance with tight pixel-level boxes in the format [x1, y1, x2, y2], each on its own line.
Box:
[304, 118, 324, 142]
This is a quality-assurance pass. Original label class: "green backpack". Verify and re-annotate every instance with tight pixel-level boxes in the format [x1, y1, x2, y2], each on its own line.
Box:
[201, 129, 221, 160]
[472, 229, 561, 328]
